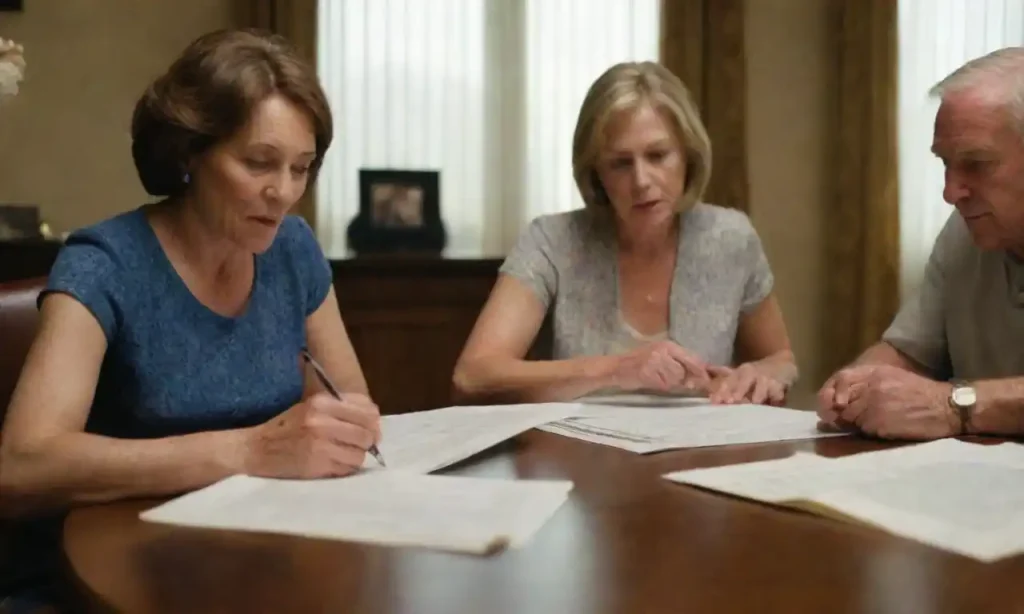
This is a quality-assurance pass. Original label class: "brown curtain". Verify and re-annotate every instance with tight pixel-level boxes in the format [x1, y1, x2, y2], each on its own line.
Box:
[820, 0, 901, 380]
[660, 0, 748, 212]
[236, 0, 319, 228]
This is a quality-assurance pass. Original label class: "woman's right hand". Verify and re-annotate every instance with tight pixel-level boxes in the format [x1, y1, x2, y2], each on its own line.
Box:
[243, 392, 381, 479]
[610, 341, 711, 394]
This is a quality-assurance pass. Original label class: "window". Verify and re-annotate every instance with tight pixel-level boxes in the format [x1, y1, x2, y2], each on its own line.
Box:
[897, 0, 1024, 300]
[316, 0, 661, 257]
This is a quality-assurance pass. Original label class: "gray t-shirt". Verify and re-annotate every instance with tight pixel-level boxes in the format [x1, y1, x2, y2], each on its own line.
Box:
[499, 203, 774, 365]
[883, 212, 1024, 380]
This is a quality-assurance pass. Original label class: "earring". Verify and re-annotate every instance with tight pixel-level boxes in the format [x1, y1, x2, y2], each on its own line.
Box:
[183, 172, 190, 184]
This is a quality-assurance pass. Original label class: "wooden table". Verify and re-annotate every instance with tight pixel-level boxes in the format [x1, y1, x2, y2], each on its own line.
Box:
[62, 431, 1024, 613]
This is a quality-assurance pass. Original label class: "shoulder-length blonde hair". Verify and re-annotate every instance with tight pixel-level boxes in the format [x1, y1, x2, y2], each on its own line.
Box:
[572, 61, 711, 213]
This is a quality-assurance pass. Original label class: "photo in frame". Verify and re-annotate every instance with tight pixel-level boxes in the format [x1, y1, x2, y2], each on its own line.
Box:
[347, 169, 446, 254]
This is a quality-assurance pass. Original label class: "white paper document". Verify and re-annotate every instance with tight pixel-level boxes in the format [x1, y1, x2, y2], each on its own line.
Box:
[539, 402, 845, 453]
[364, 402, 581, 473]
[664, 438, 1024, 562]
[141, 472, 573, 554]
[577, 393, 712, 408]
[141, 402, 580, 553]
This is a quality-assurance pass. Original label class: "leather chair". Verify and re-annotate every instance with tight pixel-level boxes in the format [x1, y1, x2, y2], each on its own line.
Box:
[0, 278, 45, 428]
[0, 278, 45, 606]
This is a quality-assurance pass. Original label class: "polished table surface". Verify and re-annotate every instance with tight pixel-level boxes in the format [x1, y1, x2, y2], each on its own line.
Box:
[63, 430, 1024, 614]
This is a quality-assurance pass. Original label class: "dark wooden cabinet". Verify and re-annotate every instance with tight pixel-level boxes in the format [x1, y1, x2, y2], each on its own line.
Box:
[0, 239, 60, 283]
[331, 256, 502, 414]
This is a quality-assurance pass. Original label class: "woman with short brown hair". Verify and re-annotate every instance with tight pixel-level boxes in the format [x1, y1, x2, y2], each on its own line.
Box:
[0, 29, 378, 612]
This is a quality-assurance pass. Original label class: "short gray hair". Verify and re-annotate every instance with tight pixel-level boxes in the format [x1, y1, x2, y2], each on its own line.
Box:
[930, 47, 1024, 131]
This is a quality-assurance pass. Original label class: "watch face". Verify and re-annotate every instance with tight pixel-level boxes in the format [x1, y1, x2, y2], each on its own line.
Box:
[952, 387, 977, 407]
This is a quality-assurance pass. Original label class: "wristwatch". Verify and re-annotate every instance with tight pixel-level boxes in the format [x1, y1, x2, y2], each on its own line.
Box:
[948, 380, 977, 435]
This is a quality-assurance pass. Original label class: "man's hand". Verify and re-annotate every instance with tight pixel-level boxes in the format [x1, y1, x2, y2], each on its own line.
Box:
[817, 364, 885, 426]
[818, 364, 959, 440]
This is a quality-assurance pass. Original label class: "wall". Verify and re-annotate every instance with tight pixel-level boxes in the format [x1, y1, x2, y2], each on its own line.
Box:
[746, 0, 832, 399]
[0, 0, 235, 234]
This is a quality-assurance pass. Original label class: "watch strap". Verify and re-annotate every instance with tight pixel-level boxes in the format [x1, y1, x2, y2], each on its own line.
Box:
[948, 379, 974, 435]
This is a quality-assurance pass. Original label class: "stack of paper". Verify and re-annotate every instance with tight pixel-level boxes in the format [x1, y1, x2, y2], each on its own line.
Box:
[141, 472, 573, 555]
[141, 402, 581, 554]
[363, 402, 581, 472]
[664, 438, 1024, 562]
[539, 401, 846, 453]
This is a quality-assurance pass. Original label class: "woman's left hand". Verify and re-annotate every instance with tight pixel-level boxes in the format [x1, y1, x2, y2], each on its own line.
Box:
[707, 363, 787, 405]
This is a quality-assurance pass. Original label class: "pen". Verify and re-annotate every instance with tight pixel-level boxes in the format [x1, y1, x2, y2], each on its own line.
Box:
[301, 349, 387, 467]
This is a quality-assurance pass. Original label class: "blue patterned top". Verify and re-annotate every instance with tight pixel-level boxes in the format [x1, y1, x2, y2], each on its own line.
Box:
[42, 206, 333, 438]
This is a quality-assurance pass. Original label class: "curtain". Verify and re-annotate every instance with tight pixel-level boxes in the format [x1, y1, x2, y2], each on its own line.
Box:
[237, 0, 319, 228]
[820, 0, 900, 379]
[660, 0, 749, 212]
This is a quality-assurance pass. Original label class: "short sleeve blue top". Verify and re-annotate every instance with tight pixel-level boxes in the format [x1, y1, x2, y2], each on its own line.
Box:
[41, 206, 333, 439]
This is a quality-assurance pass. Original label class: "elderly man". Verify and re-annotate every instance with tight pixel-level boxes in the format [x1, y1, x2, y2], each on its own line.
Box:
[818, 47, 1024, 440]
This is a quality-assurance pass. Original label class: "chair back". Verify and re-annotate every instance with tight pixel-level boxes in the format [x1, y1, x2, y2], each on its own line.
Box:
[0, 278, 45, 428]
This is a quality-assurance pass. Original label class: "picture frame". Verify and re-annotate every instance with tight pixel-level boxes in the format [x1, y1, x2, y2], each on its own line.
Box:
[347, 169, 447, 255]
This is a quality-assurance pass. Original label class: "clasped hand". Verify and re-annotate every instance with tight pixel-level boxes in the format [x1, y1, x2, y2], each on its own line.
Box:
[612, 341, 785, 405]
[245, 391, 382, 479]
[817, 364, 958, 440]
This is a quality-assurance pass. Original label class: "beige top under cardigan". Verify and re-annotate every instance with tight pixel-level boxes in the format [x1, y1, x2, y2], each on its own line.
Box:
[884, 211, 1024, 380]
[499, 203, 775, 366]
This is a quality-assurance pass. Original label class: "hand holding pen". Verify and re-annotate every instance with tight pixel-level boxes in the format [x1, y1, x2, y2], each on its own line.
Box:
[301, 349, 387, 467]
[242, 352, 385, 479]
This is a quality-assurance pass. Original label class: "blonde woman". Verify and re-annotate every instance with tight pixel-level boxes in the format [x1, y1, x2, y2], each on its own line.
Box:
[453, 62, 797, 405]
